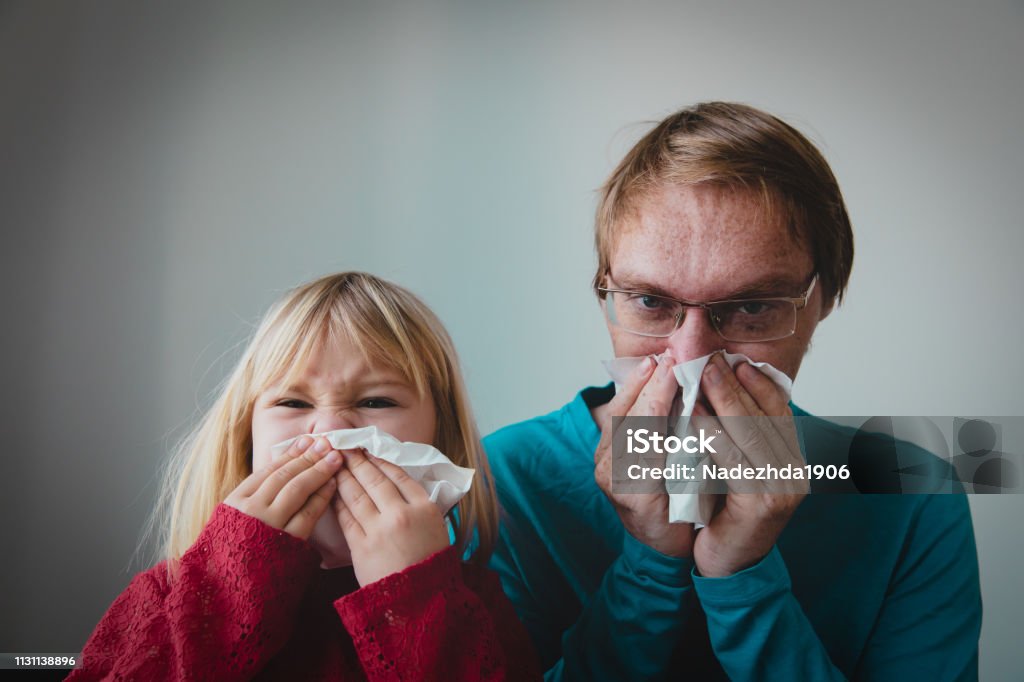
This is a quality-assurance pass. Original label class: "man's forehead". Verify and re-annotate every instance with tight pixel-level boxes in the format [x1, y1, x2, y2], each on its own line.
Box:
[610, 184, 813, 299]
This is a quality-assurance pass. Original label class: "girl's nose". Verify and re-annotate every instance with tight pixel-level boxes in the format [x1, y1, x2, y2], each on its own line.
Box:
[311, 410, 358, 434]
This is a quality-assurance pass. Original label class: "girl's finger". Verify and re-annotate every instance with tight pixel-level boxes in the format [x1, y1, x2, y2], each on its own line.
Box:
[269, 448, 344, 518]
[368, 455, 429, 504]
[252, 436, 332, 505]
[234, 435, 315, 498]
[283, 477, 336, 539]
[333, 495, 365, 540]
[336, 460, 380, 523]
[344, 449, 407, 509]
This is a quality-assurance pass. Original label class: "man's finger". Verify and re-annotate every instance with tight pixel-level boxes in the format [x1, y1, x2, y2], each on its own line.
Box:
[726, 362, 799, 469]
[690, 408, 743, 469]
[735, 362, 790, 416]
[701, 353, 763, 418]
[699, 362, 792, 470]
[595, 355, 658, 465]
[602, 355, 658, 432]
[627, 353, 680, 444]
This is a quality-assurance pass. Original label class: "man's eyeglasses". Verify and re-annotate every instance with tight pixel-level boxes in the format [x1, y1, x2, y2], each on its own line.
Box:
[597, 275, 817, 342]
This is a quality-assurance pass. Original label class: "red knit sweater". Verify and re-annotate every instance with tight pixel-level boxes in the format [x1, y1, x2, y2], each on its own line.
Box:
[68, 504, 540, 681]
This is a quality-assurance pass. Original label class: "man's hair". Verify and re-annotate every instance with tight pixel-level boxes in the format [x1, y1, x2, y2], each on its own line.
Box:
[594, 101, 854, 304]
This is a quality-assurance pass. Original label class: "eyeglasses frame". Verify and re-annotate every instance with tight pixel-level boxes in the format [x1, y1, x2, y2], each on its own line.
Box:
[596, 274, 818, 342]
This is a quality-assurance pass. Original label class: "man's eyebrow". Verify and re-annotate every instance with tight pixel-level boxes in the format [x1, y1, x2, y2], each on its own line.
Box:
[720, 276, 808, 299]
[609, 276, 678, 299]
[611, 274, 807, 300]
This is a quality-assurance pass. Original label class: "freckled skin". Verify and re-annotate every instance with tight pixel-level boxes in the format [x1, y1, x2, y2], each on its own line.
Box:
[593, 182, 833, 431]
[587, 181, 836, 572]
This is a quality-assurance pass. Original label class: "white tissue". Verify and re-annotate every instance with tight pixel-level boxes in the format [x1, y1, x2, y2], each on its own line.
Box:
[270, 425, 474, 568]
[602, 352, 793, 525]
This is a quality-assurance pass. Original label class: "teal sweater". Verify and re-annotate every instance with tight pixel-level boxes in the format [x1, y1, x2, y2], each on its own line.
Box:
[484, 385, 981, 681]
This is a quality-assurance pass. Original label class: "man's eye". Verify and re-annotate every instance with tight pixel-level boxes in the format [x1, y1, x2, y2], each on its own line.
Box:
[359, 397, 398, 409]
[627, 294, 668, 310]
[737, 301, 770, 315]
[641, 295, 665, 310]
[275, 399, 311, 409]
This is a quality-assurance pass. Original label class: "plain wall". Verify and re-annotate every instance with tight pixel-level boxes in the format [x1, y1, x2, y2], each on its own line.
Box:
[2, 0, 1022, 678]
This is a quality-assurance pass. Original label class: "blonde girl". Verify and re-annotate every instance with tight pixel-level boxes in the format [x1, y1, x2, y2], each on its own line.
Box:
[70, 272, 539, 681]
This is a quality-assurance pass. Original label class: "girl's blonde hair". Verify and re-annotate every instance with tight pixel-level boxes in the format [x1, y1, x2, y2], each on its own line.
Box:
[152, 272, 497, 568]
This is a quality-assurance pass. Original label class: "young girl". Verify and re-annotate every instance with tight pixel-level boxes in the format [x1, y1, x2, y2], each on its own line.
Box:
[70, 272, 539, 681]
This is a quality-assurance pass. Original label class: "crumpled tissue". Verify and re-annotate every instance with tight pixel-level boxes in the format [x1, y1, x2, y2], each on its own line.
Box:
[271, 425, 474, 568]
[602, 352, 792, 525]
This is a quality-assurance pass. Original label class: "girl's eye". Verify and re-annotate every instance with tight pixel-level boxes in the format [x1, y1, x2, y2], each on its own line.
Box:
[275, 399, 311, 409]
[359, 397, 398, 409]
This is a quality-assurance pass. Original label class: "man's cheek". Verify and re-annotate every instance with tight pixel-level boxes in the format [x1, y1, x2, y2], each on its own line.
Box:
[754, 349, 803, 386]
[610, 330, 666, 358]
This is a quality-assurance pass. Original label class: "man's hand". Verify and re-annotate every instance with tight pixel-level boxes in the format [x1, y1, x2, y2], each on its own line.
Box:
[691, 352, 807, 577]
[594, 353, 697, 557]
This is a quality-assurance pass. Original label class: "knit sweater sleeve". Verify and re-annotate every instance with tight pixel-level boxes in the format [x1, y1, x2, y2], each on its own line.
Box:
[68, 504, 321, 682]
[335, 545, 542, 681]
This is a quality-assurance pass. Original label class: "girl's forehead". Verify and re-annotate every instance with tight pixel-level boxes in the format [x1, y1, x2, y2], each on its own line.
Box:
[263, 345, 415, 392]
[255, 316, 428, 394]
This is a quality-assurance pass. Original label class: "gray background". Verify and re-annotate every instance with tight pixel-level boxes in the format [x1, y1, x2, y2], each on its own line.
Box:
[2, 0, 1022, 678]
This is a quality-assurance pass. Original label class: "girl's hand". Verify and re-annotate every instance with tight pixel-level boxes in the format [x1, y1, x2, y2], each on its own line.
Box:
[333, 449, 450, 587]
[225, 436, 344, 540]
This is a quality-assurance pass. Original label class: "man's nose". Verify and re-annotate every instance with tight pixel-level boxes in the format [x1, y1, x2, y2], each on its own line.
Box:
[311, 410, 358, 434]
[665, 306, 724, 363]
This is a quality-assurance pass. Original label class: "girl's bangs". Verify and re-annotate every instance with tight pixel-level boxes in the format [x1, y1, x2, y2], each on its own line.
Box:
[249, 292, 433, 401]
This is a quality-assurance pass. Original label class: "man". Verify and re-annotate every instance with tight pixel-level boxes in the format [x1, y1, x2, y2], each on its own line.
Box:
[485, 102, 980, 680]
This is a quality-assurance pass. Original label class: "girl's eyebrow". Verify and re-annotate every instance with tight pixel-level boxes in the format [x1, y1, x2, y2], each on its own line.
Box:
[274, 378, 415, 394]
[354, 380, 416, 391]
